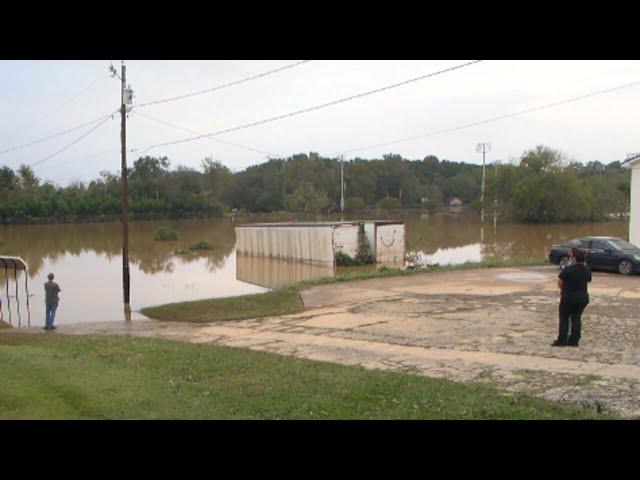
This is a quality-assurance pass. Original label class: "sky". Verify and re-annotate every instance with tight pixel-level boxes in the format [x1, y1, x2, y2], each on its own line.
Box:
[1, 60, 639, 186]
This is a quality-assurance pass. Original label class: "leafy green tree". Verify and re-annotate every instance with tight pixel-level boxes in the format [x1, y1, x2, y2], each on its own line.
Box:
[284, 182, 331, 212]
[0, 166, 18, 191]
[519, 145, 563, 174]
[344, 197, 365, 212]
[377, 197, 403, 209]
[202, 157, 232, 199]
[18, 164, 40, 189]
[130, 156, 170, 200]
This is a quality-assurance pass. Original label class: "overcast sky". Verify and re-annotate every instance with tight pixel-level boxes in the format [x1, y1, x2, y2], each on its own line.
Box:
[1, 60, 639, 186]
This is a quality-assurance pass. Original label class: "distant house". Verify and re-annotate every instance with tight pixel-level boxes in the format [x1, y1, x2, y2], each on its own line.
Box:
[623, 154, 640, 246]
[448, 197, 463, 207]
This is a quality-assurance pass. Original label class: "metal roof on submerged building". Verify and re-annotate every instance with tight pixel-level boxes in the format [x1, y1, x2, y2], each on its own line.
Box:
[0, 256, 28, 271]
[236, 220, 404, 228]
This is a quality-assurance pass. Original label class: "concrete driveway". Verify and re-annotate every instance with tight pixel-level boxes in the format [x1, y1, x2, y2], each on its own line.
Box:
[15, 265, 640, 417]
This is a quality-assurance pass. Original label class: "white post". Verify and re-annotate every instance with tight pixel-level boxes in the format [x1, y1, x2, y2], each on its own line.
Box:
[340, 155, 345, 214]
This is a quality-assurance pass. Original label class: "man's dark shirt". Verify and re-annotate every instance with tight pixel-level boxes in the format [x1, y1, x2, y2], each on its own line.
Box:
[44, 281, 61, 305]
[559, 263, 591, 301]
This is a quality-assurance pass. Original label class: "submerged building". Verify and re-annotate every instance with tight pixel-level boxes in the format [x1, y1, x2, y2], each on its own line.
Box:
[235, 220, 406, 266]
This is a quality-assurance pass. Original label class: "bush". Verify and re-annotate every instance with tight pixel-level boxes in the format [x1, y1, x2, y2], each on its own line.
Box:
[344, 197, 365, 212]
[377, 197, 402, 210]
[174, 241, 220, 254]
[335, 251, 364, 266]
[422, 199, 440, 215]
[189, 241, 219, 251]
[154, 227, 179, 241]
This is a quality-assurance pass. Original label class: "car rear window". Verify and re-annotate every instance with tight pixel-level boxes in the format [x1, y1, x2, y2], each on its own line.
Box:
[609, 239, 637, 251]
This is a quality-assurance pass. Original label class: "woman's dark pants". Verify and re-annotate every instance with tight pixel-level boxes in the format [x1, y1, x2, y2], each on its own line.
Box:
[557, 295, 589, 345]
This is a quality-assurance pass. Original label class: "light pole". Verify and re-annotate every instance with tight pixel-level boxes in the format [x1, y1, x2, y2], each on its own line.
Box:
[493, 160, 498, 229]
[340, 155, 345, 216]
[476, 142, 491, 223]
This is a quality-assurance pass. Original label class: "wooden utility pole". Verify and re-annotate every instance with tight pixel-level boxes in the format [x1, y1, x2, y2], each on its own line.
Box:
[119, 62, 131, 312]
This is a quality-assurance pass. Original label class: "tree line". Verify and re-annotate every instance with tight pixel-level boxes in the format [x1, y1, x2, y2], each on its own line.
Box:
[0, 145, 630, 224]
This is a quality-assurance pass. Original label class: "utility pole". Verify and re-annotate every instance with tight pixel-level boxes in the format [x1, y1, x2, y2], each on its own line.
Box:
[340, 155, 345, 215]
[476, 142, 491, 223]
[493, 161, 498, 229]
[110, 61, 134, 315]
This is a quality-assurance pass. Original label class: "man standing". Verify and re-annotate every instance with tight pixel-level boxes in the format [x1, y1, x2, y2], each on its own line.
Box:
[552, 248, 591, 347]
[44, 273, 61, 331]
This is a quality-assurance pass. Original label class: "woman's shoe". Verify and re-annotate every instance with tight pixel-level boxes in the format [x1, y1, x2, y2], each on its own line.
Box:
[551, 340, 566, 347]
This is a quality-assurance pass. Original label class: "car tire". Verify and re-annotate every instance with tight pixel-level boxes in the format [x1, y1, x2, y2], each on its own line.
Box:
[618, 259, 633, 275]
[559, 256, 571, 268]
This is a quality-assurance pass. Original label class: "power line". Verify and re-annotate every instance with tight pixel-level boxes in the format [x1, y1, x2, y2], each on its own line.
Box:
[4, 72, 108, 138]
[0, 111, 117, 158]
[28, 115, 113, 169]
[133, 110, 282, 157]
[41, 154, 122, 186]
[34, 148, 120, 174]
[334, 79, 640, 157]
[136, 60, 311, 108]
[137, 60, 483, 154]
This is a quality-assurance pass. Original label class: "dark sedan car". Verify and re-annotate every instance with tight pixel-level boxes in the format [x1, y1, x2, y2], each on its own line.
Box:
[548, 236, 640, 275]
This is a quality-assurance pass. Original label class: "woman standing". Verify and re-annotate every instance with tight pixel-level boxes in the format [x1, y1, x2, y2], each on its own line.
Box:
[552, 248, 591, 347]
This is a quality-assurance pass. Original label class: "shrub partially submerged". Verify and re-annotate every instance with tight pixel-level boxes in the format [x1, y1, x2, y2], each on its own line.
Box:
[174, 241, 220, 255]
[154, 227, 179, 241]
[189, 241, 219, 251]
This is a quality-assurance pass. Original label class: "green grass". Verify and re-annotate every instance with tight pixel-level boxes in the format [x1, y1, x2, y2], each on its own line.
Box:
[142, 287, 304, 323]
[143, 257, 547, 323]
[0, 334, 612, 419]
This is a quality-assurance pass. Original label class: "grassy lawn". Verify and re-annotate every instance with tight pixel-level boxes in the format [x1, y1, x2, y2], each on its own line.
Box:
[0, 333, 611, 419]
[142, 286, 304, 323]
[142, 258, 547, 323]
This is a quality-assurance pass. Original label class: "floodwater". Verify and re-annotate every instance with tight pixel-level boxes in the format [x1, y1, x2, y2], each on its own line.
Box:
[0, 211, 629, 326]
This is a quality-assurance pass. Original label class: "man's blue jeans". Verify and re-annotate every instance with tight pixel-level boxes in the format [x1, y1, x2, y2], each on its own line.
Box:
[45, 303, 58, 329]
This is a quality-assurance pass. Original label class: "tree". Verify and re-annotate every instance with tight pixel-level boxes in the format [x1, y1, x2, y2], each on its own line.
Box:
[201, 157, 232, 199]
[99, 170, 117, 197]
[18, 164, 40, 189]
[284, 182, 331, 212]
[519, 145, 563, 174]
[344, 197, 365, 212]
[131, 156, 170, 200]
[0, 166, 18, 191]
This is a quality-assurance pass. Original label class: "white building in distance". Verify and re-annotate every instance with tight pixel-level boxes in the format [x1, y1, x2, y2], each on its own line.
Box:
[624, 154, 640, 246]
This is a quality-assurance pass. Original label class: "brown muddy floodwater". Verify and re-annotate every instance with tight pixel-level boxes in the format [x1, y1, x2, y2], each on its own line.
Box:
[0, 211, 629, 326]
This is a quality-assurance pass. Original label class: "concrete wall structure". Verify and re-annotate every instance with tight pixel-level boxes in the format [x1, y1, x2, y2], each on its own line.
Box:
[624, 156, 640, 247]
[375, 223, 406, 265]
[235, 221, 405, 266]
